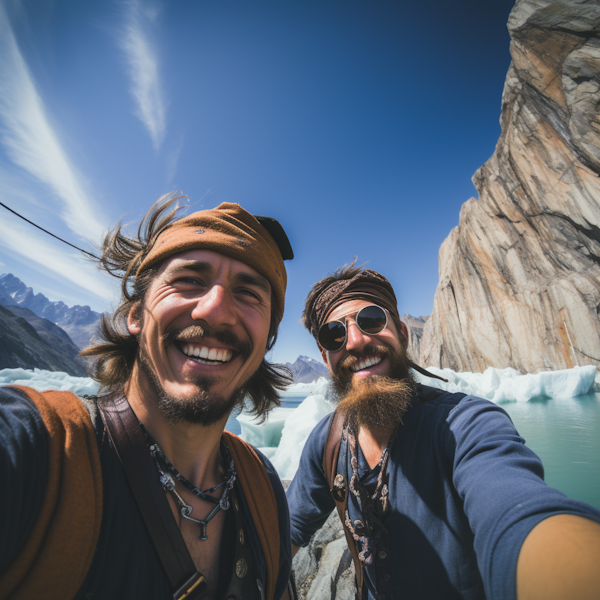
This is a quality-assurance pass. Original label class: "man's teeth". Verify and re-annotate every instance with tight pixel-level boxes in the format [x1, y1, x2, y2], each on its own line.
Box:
[181, 344, 233, 363]
[351, 356, 382, 372]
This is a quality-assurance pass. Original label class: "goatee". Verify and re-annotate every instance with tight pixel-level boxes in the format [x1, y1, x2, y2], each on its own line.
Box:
[137, 323, 251, 426]
[331, 345, 415, 430]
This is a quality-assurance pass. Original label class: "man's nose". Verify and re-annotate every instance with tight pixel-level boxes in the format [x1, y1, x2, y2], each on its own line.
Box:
[190, 285, 237, 327]
[345, 318, 370, 352]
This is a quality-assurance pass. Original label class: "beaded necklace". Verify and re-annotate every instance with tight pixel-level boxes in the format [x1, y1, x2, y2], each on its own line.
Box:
[139, 422, 236, 541]
[343, 420, 393, 565]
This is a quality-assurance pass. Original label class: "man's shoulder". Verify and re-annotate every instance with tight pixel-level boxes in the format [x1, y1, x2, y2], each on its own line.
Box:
[416, 384, 499, 412]
[303, 410, 336, 454]
[412, 384, 509, 430]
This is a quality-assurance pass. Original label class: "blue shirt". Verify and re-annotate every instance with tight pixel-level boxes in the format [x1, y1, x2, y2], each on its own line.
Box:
[287, 384, 600, 600]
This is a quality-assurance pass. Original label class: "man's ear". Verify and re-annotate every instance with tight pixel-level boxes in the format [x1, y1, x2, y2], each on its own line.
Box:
[127, 303, 142, 335]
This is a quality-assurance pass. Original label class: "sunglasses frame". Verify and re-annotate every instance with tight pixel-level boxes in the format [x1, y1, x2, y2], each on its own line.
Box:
[318, 304, 389, 352]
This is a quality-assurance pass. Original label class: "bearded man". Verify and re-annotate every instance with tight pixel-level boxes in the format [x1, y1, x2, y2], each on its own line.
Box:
[286, 264, 600, 600]
[0, 198, 295, 600]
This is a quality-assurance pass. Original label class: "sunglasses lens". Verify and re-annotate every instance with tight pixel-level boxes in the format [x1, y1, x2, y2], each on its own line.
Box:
[357, 305, 387, 334]
[318, 321, 346, 351]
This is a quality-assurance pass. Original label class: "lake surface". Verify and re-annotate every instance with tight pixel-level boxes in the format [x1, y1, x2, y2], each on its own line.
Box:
[227, 392, 600, 510]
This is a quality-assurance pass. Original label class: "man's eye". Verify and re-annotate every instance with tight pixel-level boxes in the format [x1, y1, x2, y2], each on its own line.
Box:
[237, 288, 261, 301]
[176, 277, 204, 286]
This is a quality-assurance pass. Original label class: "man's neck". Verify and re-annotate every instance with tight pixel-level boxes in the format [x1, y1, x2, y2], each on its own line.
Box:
[357, 423, 396, 470]
[124, 373, 229, 491]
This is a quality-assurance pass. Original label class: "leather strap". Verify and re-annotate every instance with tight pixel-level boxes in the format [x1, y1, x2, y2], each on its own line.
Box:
[323, 409, 363, 595]
[98, 395, 209, 600]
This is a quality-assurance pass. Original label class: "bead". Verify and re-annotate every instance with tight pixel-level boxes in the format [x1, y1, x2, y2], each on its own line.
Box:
[332, 474, 346, 502]
[235, 558, 248, 578]
[353, 519, 366, 535]
[239, 529, 245, 545]
[378, 550, 387, 560]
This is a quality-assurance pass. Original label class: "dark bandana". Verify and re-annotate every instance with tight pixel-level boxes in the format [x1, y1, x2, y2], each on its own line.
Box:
[307, 270, 402, 339]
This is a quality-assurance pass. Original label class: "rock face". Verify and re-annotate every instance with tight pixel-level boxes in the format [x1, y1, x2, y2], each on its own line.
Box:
[293, 512, 355, 600]
[421, 0, 600, 374]
[0, 273, 102, 349]
[401, 314, 428, 363]
[281, 479, 356, 600]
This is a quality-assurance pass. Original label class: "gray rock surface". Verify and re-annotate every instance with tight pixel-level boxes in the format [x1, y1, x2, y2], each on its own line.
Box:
[0, 304, 88, 375]
[4, 305, 85, 365]
[281, 479, 356, 600]
[421, 0, 600, 373]
[293, 511, 355, 600]
[401, 314, 428, 364]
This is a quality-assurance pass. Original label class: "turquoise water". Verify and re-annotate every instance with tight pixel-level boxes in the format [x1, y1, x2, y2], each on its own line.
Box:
[501, 391, 600, 510]
[227, 392, 600, 510]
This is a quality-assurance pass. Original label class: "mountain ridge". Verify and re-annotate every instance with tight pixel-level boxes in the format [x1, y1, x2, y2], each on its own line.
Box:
[0, 273, 102, 349]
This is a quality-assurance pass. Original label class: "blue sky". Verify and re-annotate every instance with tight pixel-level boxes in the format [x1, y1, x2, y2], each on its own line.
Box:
[0, 0, 515, 363]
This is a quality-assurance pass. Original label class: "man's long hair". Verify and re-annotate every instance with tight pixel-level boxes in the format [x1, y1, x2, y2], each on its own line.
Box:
[80, 193, 291, 419]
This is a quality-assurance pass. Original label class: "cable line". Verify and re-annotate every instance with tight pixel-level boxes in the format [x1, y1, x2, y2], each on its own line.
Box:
[0, 201, 99, 260]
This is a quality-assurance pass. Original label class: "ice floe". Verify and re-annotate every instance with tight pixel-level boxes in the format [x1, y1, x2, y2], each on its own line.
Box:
[0, 368, 100, 396]
[415, 365, 596, 403]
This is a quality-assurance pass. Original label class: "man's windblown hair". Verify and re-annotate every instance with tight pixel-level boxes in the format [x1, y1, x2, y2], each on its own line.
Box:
[81, 193, 291, 418]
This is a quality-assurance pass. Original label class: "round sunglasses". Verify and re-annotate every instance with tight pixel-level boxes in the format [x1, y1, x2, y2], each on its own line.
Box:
[318, 304, 388, 352]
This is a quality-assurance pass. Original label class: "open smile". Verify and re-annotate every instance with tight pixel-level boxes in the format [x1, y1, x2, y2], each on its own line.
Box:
[179, 342, 233, 365]
[351, 355, 383, 372]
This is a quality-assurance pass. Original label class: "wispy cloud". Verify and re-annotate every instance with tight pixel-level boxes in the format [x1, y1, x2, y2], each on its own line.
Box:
[0, 2, 106, 243]
[166, 134, 184, 183]
[120, 0, 166, 150]
[0, 216, 113, 302]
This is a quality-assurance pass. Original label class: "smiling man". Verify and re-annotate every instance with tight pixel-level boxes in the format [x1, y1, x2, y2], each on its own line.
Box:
[287, 263, 600, 600]
[0, 198, 295, 600]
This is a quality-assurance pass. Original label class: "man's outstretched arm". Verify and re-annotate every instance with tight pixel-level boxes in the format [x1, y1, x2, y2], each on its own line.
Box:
[516, 514, 600, 600]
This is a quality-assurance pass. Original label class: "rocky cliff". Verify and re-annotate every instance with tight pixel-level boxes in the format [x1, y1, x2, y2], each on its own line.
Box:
[401, 313, 428, 364]
[421, 0, 600, 374]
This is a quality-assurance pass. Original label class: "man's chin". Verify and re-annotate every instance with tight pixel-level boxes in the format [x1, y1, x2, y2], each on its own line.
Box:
[333, 373, 415, 430]
[331, 346, 415, 430]
[138, 353, 244, 426]
[157, 390, 242, 426]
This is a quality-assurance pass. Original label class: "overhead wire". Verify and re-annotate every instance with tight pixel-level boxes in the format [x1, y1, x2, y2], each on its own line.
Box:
[0, 201, 100, 260]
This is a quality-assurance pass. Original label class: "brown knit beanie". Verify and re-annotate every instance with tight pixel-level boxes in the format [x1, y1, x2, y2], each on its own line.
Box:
[137, 203, 289, 325]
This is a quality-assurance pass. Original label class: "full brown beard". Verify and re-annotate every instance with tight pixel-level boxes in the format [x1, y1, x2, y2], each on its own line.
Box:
[331, 344, 416, 430]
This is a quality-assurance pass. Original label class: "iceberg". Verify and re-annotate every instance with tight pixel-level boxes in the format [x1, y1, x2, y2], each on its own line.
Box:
[237, 407, 296, 448]
[0, 368, 100, 396]
[236, 392, 334, 474]
[415, 365, 596, 403]
[278, 377, 330, 397]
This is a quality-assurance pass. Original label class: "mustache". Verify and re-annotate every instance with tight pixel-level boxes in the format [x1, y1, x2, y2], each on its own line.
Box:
[337, 345, 390, 373]
[162, 324, 251, 358]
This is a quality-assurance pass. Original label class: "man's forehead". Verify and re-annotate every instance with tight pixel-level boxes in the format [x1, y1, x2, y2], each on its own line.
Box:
[326, 299, 374, 322]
